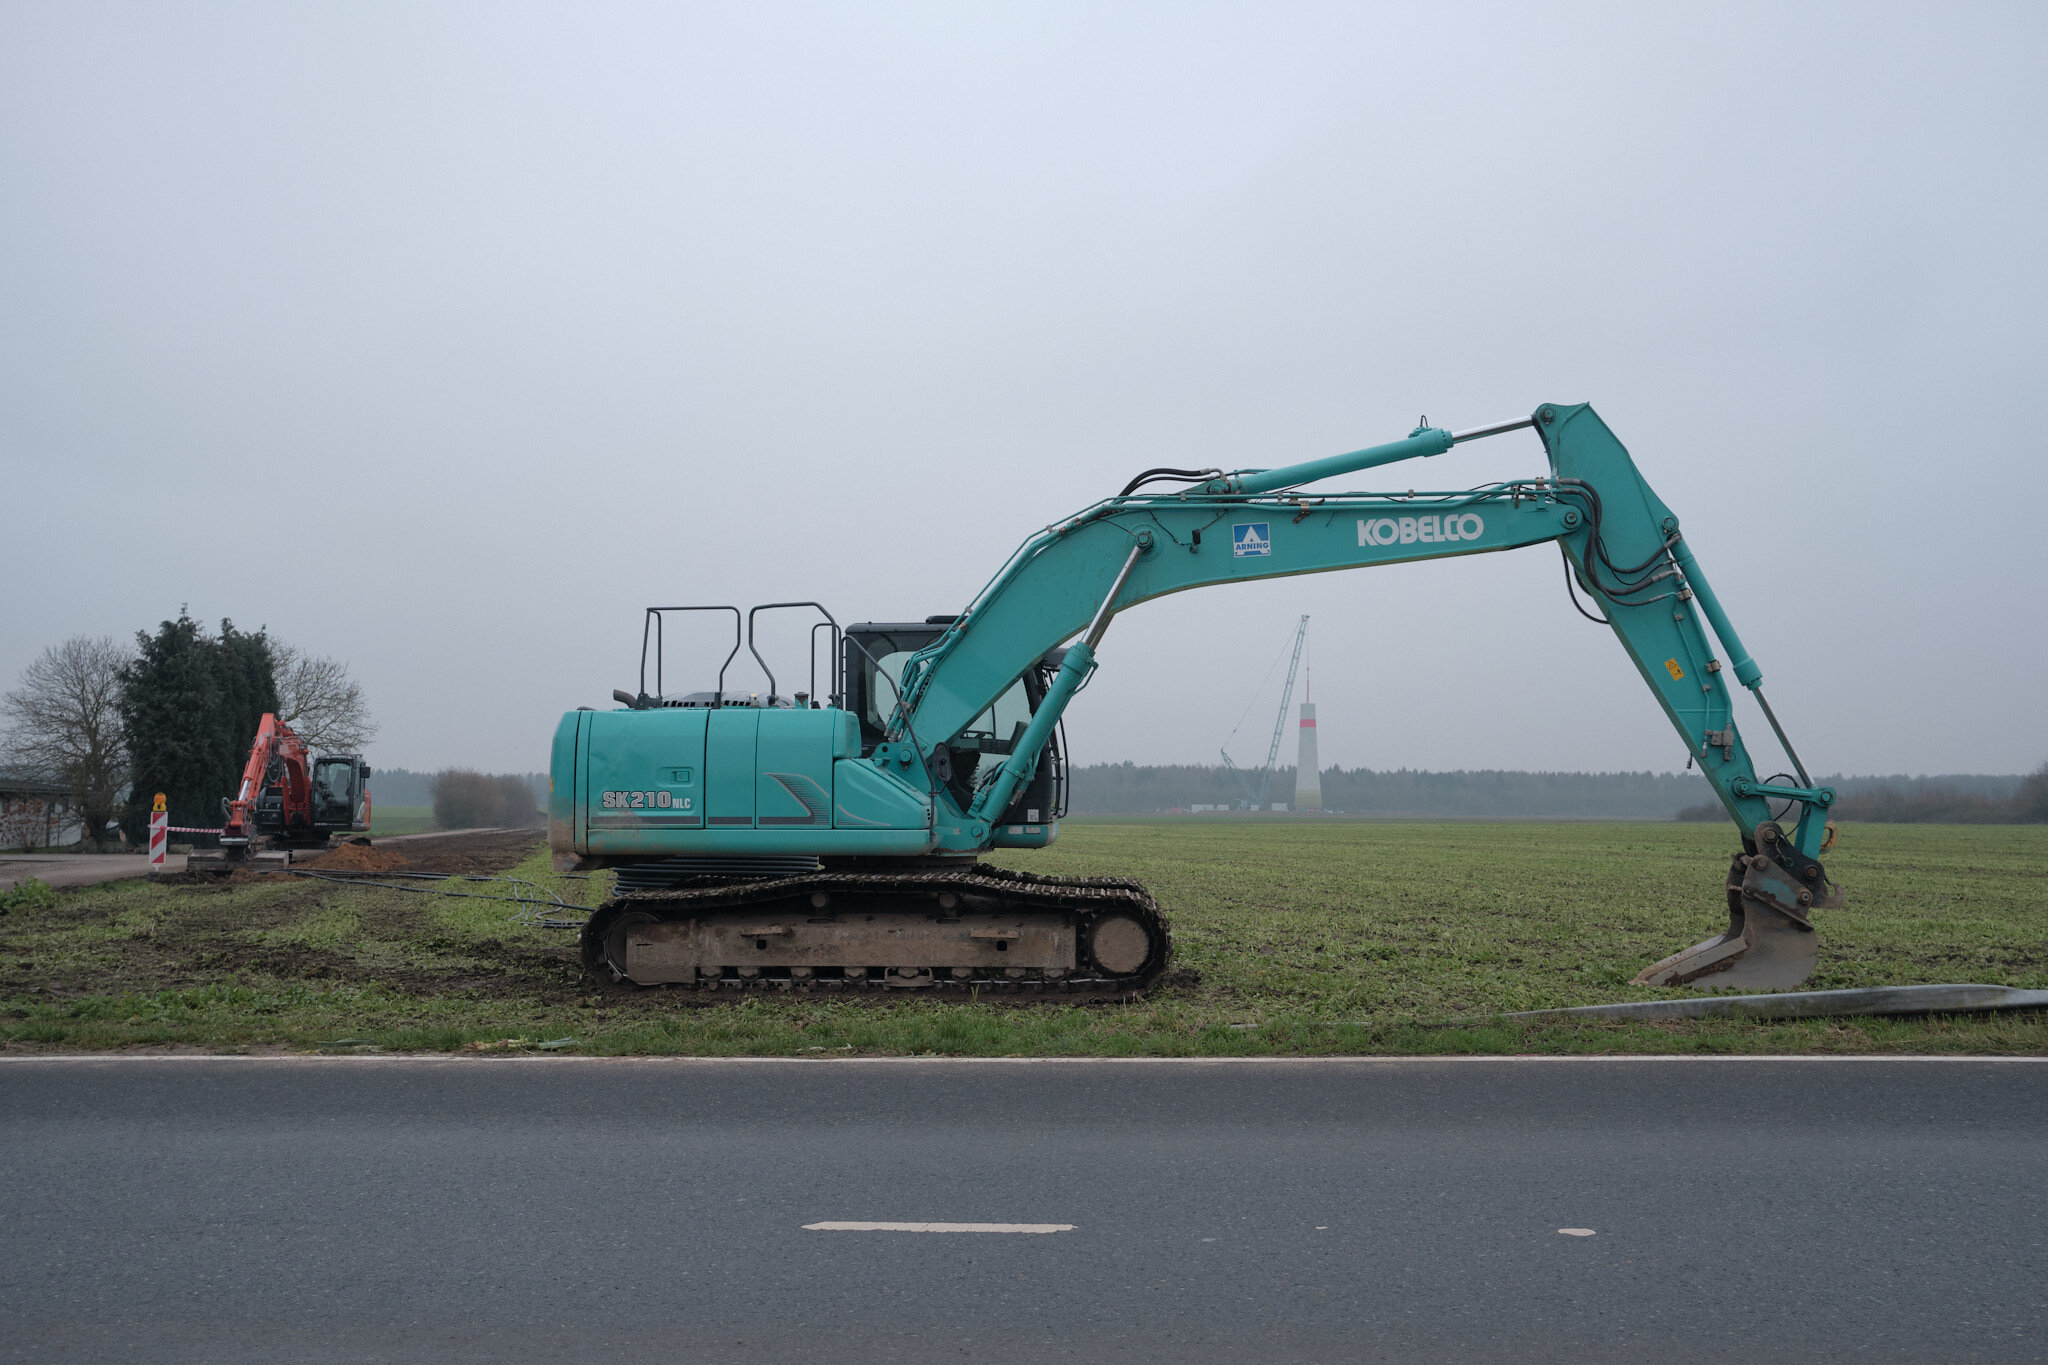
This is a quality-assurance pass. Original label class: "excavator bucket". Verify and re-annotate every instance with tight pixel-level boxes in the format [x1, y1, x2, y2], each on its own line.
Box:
[181, 844, 246, 876]
[1635, 846, 1840, 992]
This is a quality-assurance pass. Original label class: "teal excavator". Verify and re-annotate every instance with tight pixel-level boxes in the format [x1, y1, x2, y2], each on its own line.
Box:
[551, 403, 1840, 995]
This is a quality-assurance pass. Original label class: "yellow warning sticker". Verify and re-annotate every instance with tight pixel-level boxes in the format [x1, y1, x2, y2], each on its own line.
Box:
[1664, 658, 1686, 681]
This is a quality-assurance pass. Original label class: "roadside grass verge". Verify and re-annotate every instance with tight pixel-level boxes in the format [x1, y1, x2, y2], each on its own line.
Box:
[1, 823, 2041, 1055]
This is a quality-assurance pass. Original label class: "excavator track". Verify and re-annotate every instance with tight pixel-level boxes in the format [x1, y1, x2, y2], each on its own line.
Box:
[581, 863, 1170, 997]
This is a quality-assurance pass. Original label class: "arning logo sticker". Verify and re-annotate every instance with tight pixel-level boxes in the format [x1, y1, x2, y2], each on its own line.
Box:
[1232, 523, 1272, 557]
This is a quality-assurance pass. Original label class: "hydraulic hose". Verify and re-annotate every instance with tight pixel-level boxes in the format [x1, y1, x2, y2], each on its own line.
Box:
[1118, 467, 1220, 497]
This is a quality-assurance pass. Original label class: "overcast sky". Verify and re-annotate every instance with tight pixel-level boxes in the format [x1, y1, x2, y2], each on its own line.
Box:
[3, 2, 2042, 778]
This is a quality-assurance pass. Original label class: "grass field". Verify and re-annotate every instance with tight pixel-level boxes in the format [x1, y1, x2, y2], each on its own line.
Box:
[0, 821, 2041, 1055]
[367, 804, 434, 836]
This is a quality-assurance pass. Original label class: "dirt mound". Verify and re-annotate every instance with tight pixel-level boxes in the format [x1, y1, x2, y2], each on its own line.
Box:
[303, 842, 412, 872]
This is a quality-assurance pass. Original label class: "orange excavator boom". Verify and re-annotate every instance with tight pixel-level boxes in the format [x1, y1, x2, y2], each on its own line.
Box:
[219, 713, 310, 850]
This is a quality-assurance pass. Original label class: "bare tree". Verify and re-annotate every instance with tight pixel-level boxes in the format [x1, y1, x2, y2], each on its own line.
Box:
[2, 636, 133, 849]
[2021, 760, 2048, 823]
[430, 770, 543, 830]
[272, 642, 377, 753]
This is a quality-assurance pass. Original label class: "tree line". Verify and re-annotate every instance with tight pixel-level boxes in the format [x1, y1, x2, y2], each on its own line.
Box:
[1680, 769, 2048, 824]
[426, 771, 547, 831]
[1, 613, 375, 849]
[1067, 763, 1721, 818]
[1070, 762, 2048, 821]
[369, 768, 547, 808]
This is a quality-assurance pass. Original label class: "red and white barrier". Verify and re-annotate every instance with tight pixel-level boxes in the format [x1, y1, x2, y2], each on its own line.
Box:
[148, 793, 167, 872]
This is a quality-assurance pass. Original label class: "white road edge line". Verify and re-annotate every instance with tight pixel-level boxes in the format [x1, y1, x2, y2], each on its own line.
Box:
[803, 1222, 1074, 1234]
[0, 1054, 2040, 1065]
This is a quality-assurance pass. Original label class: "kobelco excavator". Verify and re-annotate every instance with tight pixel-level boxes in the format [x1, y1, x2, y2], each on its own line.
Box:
[551, 403, 1840, 995]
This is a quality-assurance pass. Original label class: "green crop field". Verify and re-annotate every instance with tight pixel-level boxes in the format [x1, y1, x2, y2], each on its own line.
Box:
[0, 821, 2041, 1055]
[367, 804, 434, 836]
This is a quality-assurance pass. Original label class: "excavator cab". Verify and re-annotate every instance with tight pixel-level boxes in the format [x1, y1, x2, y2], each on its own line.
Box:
[311, 757, 369, 830]
[842, 619, 1068, 828]
[252, 753, 368, 845]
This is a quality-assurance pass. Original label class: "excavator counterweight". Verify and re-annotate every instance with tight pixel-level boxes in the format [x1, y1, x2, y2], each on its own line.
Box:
[555, 403, 1840, 995]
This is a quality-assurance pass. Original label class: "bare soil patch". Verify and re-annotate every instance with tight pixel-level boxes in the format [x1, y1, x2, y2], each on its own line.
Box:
[0, 831, 574, 1006]
[377, 830, 548, 876]
[302, 843, 412, 872]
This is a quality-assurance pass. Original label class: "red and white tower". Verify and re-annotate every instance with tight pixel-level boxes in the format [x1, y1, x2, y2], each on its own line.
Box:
[1294, 679, 1322, 812]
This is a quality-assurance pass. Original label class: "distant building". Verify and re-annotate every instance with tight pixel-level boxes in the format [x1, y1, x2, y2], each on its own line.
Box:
[0, 769, 80, 850]
[1294, 701, 1322, 811]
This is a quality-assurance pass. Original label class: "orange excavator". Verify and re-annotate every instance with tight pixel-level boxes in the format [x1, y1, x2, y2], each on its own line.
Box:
[196, 713, 372, 866]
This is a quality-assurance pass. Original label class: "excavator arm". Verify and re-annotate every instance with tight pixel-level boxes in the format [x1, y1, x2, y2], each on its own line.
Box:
[891, 402, 1838, 988]
[220, 712, 310, 852]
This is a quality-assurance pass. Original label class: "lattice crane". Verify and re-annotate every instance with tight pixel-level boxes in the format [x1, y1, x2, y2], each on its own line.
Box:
[1221, 615, 1309, 811]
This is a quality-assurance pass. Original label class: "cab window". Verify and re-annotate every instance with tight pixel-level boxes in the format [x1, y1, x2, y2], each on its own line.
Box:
[955, 677, 1032, 754]
[314, 761, 354, 808]
[863, 650, 918, 732]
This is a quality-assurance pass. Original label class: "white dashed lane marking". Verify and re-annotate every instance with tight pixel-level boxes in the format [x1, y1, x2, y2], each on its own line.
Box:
[1558, 1228, 1597, 1237]
[803, 1222, 1074, 1234]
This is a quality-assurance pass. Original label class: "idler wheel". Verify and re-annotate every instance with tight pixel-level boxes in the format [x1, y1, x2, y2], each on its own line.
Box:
[1087, 913, 1153, 976]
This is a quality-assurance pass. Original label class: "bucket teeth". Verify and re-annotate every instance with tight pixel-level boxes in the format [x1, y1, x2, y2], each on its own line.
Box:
[1634, 850, 1834, 992]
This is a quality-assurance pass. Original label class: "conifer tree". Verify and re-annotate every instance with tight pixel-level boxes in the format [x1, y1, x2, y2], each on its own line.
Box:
[118, 614, 277, 842]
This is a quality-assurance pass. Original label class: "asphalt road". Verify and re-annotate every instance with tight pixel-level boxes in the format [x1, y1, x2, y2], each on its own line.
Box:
[2, 1057, 2043, 1363]
[0, 853, 184, 892]
[0, 830, 512, 892]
